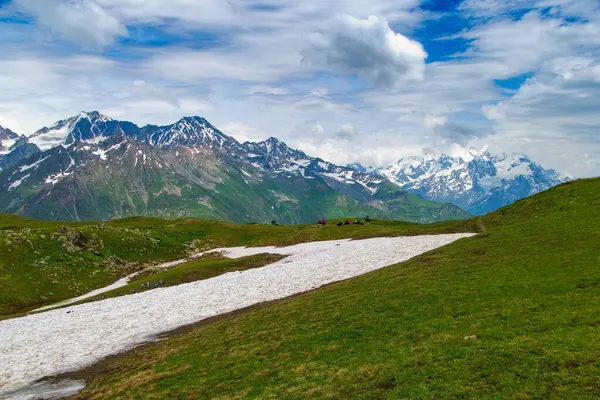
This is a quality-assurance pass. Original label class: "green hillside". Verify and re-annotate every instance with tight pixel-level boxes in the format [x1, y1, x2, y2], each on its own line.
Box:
[0, 137, 470, 225]
[0, 214, 478, 316]
[67, 178, 600, 399]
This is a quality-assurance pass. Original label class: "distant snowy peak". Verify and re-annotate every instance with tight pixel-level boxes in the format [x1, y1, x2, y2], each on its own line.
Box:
[0, 125, 19, 141]
[0, 126, 20, 154]
[29, 111, 120, 150]
[28, 113, 243, 152]
[244, 137, 311, 171]
[380, 149, 569, 215]
[347, 162, 377, 174]
[144, 116, 238, 149]
[242, 138, 384, 194]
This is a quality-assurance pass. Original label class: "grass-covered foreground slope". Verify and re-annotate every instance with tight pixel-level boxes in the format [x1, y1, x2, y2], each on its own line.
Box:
[0, 214, 478, 316]
[71, 179, 600, 399]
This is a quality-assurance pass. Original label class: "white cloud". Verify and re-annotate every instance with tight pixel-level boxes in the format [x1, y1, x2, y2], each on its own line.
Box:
[246, 86, 291, 96]
[424, 115, 446, 128]
[460, 10, 600, 78]
[302, 15, 427, 88]
[219, 122, 268, 144]
[310, 123, 325, 137]
[460, 0, 600, 19]
[292, 126, 426, 167]
[310, 88, 330, 97]
[334, 124, 357, 141]
[481, 56, 600, 176]
[1, 0, 600, 178]
[14, 0, 126, 47]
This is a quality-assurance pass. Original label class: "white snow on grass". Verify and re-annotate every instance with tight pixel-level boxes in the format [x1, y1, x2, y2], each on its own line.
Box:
[0, 379, 85, 400]
[32, 275, 137, 313]
[8, 173, 31, 190]
[31, 250, 232, 313]
[44, 171, 72, 185]
[19, 156, 50, 173]
[0, 234, 475, 395]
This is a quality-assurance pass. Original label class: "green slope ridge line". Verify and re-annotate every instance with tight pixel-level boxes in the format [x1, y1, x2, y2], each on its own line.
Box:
[67, 178, 600, 399]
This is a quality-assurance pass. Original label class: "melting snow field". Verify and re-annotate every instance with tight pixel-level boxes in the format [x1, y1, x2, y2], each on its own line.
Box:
[0, 234, 474, 398]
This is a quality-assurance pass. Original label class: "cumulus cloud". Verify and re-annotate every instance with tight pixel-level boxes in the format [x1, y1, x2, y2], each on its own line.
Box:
[246, 86, 291, 96]
[14, 0, 126, 47]
[333, 123, 356, 141]
[302, 15, 427, 88]
[310, 123, 326, 138]
[292, 126, 426, 167]
[483, 57, 600, 133]
[481, 57, 600, 176]
[434, 119, 496, 146]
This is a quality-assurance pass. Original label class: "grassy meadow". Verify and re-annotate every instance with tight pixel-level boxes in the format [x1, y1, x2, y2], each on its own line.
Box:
[65, 178, 600, 399]
[0, 212, 478, 316]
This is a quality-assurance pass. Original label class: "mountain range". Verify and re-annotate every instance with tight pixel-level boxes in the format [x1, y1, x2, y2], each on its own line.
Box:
[376, 149, 569, 215]
[0, 112, 468, 223]
[0, 111, 568, 222]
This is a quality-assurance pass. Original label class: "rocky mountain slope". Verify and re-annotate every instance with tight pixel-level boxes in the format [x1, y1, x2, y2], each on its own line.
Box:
[0, 112, 468, 223]
[0, 126, 19, 152]
[0, 126, 40, 171]
[378, 148, 569, 215]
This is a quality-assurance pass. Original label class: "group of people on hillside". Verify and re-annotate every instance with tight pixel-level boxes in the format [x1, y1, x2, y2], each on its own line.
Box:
[330, 215, 371, 227]
[337, 219, 363, 226]
[317, 216, 371, 227]
[274, 216, 371, 227]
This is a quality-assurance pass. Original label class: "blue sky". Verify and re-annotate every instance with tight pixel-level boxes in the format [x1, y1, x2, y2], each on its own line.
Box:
[0, 0, 599, 177]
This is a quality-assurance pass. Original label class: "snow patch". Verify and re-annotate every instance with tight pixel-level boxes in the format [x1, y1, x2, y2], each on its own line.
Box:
[279, 164, 301, 173]
[45, 171, 72, 185]
[92, 149, 107, 161]
[8, 173, 31, 190]
[0, 139, 17, 154]
[0, 234, 475, 394]
[29, 125, 70, 151]
[19, 156, 50, 172]
[84, 136, 106, 145]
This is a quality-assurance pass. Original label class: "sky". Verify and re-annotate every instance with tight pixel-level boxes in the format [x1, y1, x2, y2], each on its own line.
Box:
[0, 0, 599, 177]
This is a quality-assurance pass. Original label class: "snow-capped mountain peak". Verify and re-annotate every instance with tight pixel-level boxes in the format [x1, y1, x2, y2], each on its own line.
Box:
[380, 150, 569, 215]
[144, 116, 237, 149]
[29, 111, 118, 150]
[0, 126, 20, 154]
[244, 137, 312, 171]
[28, 112, 244, 152]
[0, 113, 471, 224]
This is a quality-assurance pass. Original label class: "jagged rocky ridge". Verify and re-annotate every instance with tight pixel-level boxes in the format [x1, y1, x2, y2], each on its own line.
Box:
[0, 126, 40, 171]
[378, 148, 569, 215]
[0, 112, 469, 223]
